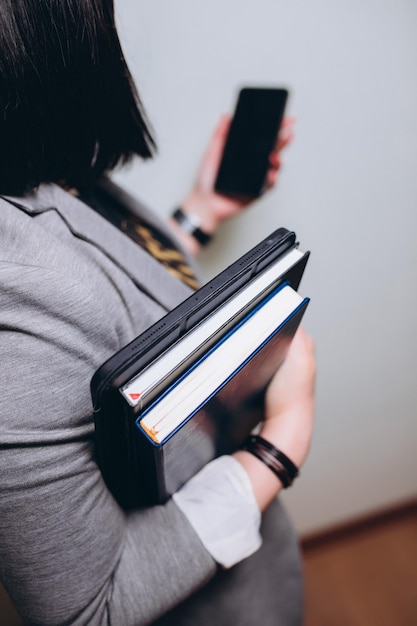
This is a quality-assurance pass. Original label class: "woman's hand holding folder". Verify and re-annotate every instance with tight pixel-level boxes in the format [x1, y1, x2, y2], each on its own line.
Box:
[233, 326, 316, 511]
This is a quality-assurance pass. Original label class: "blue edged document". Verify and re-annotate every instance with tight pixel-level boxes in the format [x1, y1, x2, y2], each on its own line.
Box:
[136, 282, 308, 503]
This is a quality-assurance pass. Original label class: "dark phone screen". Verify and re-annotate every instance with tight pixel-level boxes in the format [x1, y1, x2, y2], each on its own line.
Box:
[214, 88, 288, 199]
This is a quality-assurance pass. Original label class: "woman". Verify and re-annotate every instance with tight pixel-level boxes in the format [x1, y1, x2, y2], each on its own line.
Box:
[0, 1, 315, 624]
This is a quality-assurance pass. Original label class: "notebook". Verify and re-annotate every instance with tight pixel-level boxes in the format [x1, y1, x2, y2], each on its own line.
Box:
[92, 227, 310, 507]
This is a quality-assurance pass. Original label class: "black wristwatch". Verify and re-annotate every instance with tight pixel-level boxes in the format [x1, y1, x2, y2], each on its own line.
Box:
[172, 207, 212, 246]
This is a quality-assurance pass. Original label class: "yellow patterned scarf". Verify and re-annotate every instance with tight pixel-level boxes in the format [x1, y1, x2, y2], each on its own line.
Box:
[119, 217, 199, 290]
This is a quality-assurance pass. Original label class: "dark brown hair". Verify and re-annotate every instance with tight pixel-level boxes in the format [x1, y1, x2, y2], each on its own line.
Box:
[0, 0, 155, 195]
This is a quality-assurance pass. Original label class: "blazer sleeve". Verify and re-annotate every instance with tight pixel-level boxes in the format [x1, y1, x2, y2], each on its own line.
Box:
[0, 258, 216, 626]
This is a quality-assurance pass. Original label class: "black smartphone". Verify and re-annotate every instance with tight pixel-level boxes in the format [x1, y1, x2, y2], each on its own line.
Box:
[214, 87, 289, 199]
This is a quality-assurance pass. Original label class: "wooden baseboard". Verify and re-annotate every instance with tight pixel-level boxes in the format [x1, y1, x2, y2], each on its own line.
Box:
[300, 497, 417, 551]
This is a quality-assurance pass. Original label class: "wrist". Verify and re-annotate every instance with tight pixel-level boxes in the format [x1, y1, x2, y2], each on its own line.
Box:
[232, 449, 283, 512]
[171, 207, 212, 247]
[260, 410, 313, 469]
[182, 191, 222, 235]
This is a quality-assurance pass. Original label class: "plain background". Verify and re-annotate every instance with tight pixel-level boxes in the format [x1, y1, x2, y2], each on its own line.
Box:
[112, 0, 417, 535]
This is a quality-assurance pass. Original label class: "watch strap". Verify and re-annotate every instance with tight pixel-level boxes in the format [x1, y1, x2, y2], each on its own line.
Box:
[172, 207, 212, 246]
[241, 435, 300, 488]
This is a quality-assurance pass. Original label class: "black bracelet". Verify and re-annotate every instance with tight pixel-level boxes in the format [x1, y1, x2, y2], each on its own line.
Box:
[241, 435, 299, 488]
[172, 207, 212, 246]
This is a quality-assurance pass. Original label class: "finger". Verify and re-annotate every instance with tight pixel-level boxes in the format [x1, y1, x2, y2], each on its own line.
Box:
[211, 114, 231, 151]
[202, 114, 231, 167]
[274, 116, 296, 152]
[266, 153, 282, 187]
[215, 113, 232, 136]
[197, 114, 231, 189]
[281, 115, 296, 130]
[275, 129, 294, 153]
[291, 326, 316, 357]
[269, 152, 281, 170]
[266, 169, 278, 189]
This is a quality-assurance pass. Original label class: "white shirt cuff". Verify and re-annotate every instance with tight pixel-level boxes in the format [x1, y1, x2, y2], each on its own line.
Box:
[173, 455, 262, 569]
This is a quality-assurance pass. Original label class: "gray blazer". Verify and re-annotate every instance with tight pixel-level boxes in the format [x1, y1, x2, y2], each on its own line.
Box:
[0, 181, 216, 625]
[0, 181, 302, 626]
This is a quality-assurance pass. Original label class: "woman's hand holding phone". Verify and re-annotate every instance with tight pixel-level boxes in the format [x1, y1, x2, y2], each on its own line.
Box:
[184, 113, 294, 225]
[171, 92, 294, 256]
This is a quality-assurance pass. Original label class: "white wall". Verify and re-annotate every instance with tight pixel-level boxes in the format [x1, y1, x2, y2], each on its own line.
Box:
[113, 0, 417, 535]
